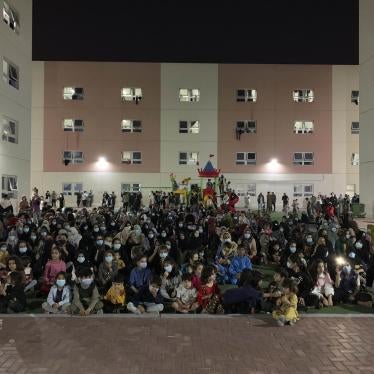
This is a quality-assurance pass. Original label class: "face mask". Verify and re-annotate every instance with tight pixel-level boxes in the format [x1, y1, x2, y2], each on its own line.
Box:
[164, 265, 172, 273]
[30, 235, 37, 241]
[81, 278, 93, 287]
[96, 240, 103, 246]
[83, 226, 88, 231]
[290, 246, 297, 254]
[346, 234, 350, 239]
[139, 261, 147, 269]
[166, 244, 171, 250]
[23, 228, 30, 233]
[224, 238, 231, 243]
[199, 252, 204, 258]
[94, 228, 99, 232]
[179, 223, 183, 228]
[161, 233, 167, 238]
[113, 243, 121, 250]
[159, 252, 168, 259]
[56, 279, 66, 288]
[111, 222, 116, 226]
[8, 235, 16, 240]
[355, 242, 363, 249]
[52, 220, 57, 225]
[288, 221, 293, 226]
[343, 265, 352, 274]
[244, 233, 251, 239]
[199, 228, 203, 233]
[105, 255, 113, 263]
[64, 225, 70, 230]
[41, 231, 47, 237]
[194, 232, 199, 238]
[280, 227, 284, 232]
[77, 256, 85, 263]
[306, 238, 313, 244]
[331, 227, 337, 232]
[19, 246, 27, 253]
[104, 241, 112, 247]
[0, 246, 7, 252]
[148, 234, 154, 239]
[348, 252, 356, 259]
[135, 229, 142, 235]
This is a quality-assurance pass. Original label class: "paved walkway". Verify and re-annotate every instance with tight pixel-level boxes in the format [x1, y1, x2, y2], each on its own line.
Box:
[0, 315, 374, 374]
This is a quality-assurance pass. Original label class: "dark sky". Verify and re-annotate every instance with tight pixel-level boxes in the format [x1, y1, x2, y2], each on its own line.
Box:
[32, 0, 358, 65]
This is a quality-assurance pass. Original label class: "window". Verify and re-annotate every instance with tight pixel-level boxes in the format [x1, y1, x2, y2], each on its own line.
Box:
[62, 182, 83, 196]
[351, 153, 359, 166]
[292, 89, 314, 103]
[1, 116, 18, 143]
[179, 88, 200, 102]
[121, 183, 141, 193]
[294, 121, 314, 134]
[63, 119, 84, 132]
[236, 152, 256, 165]
[63, 151, 84, 164]
[121, 120, 142, 133]
[293, 152, 314, 165]
[2, 1, 19, 33]
[293, 184, 314, 197]
[179, 152, 199, 165]
[346, 184, 356, 196]
[1, 175, 17, 198]
[351, 122, 359, 134]
[236, 89, 257, 102]
[179, 120, 200, 134]
[121, 88, 142, 103]
[121, 151, 142, 164]
[63, 87, 84, 100]
[351, 91, 359, 105]
[236, 120, 257, 134]
[2, 58, 19, 89]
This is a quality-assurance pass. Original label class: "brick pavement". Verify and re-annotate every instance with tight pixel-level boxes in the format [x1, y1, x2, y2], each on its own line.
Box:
[0, 315, 374, 374]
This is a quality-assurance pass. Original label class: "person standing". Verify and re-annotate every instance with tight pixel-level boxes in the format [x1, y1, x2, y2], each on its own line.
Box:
[76, 191, 82, 208]
[282, 193, 289, 213]
[257, 193, 265, 212]
[31, 189, 41, 225]
[58, 193, 65, 208]
[266, 192, 272, 213]
[51, 191, 57, 207]
[271, 192, 276, 212]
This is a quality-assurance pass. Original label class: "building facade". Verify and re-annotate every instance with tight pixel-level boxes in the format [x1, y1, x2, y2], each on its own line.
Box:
[0, 0, 32, 206]
[31, 61, 359, 208]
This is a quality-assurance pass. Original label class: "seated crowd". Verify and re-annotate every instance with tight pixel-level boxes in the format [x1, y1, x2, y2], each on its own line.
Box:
[0, 189, 372, 327]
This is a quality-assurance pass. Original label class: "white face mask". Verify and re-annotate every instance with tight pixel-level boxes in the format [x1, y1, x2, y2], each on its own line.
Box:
[290, 246, 297, 254]
[159, 252, 168, 259]
[105, 255, 113, 263]
[161, 233, 167, 238]
[331, 227, 337, 232]
[166, 244, 171, 250]
[179, 223, 183, 228]
[244, 233, 251, 239]
[77, 256, 85, 263]
[194, 232, 199, 238]
[164, 265, 172, 273]
[113, 243, 121, 250]
[355, 242, 363, 249]
[343, 265, 352, 274]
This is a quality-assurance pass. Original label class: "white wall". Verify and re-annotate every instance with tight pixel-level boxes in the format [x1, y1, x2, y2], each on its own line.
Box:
[0, 0, 32, 207]
[360, 0, 374, 217]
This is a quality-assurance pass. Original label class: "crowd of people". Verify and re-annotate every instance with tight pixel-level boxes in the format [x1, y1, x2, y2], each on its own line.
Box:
[0, 187, 372, 327]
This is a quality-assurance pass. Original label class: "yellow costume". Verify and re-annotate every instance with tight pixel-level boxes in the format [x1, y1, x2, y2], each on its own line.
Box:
[272, 293, 299, 322]
[104, 285, 126, 305]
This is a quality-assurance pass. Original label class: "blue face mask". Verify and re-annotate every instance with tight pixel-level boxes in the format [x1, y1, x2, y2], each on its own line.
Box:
[19, 246, 27, 254]
[56, 279, 66, 288]
[96, 240, 103, 246]
[81, 278, 93, 287]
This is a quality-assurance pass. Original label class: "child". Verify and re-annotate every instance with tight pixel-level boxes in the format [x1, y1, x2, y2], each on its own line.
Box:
[113, 251, 125, 271]
[0, 272, 26, 313]
[272, 279, 299, 326]
[311, 260, 334, 307]
[223, 270, 263, 314]
[97, 250, 118, 293]
[191, 262, 203, 290]
[228, 246, 253, 285]
[172, 273, 199, 313]
[129, 255, 152, 294]
[0, 242, 9, 269]
[262, 267, 288, 313]
[42, 272, 71, 314]
[103, 274, 126, 313]
[41, 247, 67, 295]
[70, 268, 103, 315]
[197, 265, 224, 314]
[127, 276, 164, 315]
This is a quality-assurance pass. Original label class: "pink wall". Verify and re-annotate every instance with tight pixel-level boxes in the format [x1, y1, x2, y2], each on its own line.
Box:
[218, 64, 332, 173]
[43, 62, 161, 172]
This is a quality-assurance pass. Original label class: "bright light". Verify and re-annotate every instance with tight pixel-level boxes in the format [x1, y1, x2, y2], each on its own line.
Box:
[267, 158, 280, 172]
[96, 156, 109, 170]
[336, 257, 346, 266]
[98, 157, 106, 163]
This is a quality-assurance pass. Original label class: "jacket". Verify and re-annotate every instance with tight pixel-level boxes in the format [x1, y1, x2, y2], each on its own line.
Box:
[46, 285, 71, 306]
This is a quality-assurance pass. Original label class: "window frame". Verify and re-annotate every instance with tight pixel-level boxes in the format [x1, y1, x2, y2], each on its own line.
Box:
[63, 119, 84, 132]
[292, 89, 314, 103]
[121, 151, 142, 165]
[178, 88, 200, 103]
[351, 90, 359, 105]
[178, 151, 199, 165]
[1, 115, 18, 143]
[121, 183, 141, 193]
[62, 182, 83, 196]
[236, 89, 257, 103]
[63, 150, 84, 164]
[293, 120, 314, 134]
[293, 184, 314, 197]
[121, 119, 142, 133]
[236, 152, 257, 165]
[2, 1, 19, 33]
[2, 57, 19, 89]
[179, 120, 200, 134]
[236, 120, 257, 133]
[351, 121, 359, 135]
[121, 87, 143, 102]
[351, 153, 359, 166]
[63, 87, 84, 100]
[293, 152, 314, 166]
[2, 174, 18, 198]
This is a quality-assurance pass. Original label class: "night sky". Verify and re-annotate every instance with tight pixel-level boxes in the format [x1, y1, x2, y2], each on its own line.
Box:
[32, 0, 358, 65]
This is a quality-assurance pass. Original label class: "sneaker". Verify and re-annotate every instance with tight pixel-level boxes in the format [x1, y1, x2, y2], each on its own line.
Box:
[277, 315, 286, 327]
[96, 309, 103, 315]
[288, 319, 297, 326]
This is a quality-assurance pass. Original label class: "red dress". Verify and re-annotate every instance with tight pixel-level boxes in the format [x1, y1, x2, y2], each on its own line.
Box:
[197, 283, 221, 308]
